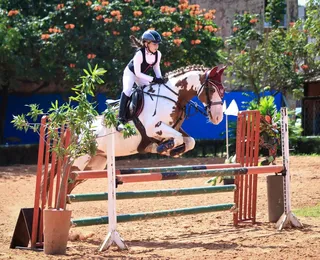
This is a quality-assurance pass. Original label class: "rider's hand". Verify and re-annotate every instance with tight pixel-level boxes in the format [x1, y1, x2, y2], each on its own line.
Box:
[152, 77, 166, 84]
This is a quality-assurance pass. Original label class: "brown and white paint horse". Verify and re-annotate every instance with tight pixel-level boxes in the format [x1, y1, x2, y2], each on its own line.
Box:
[68, 65, 226, 193]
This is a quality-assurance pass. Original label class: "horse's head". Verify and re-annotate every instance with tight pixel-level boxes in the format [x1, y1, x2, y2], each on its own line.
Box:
[198, 66, 226, 125]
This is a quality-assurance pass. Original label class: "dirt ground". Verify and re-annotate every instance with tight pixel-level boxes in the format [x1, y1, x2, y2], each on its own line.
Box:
[0, 156, 320, 260]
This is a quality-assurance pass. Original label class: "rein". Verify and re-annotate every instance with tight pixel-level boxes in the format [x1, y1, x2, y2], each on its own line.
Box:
[144, 82, 208, 127]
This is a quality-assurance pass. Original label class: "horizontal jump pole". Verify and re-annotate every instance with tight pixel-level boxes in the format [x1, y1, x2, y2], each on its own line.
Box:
[117, 165, 284, 184]
[71, 203, 235, 227]
[68, 185, 236, 202]
[74, 163, 241, 180]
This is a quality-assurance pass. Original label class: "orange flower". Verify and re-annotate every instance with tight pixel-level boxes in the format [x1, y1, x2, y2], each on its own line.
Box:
[111, 10, 121, 16]
[96, 15, 103, 20]
[86, 1, 92, 6]
[265, 115, 272, 124]
[56, 4, 64, 10]
[204, 12, 215, 20]
[7, 10, 19, 16]
[41, 34, 50, 40]
[87, 53, 96, 59]
[188, 4, 200, 11]
[204, 25, 217, 33]
[94, 5, 102, 11]
[179, 0, 188, 3]
[124, 0, 131, 2]
[191, 39, 201, 45]
[160, 6, 176, 14]
[65, 24, 75, 29]
[172, 26, 182, 33]
[173, 38, 182, 46]
[69, 63, 76, 68]
[164, 61, 171, 67]
[162, 31, 172, 37]
[194, 25, 203, 31]
[233, 27, 238, 32]
[104, 18, 113, 23]
[178, 4, 188, 11]
[116, 15, 122, 21]
[101, 1, 109, 6]
[131, 26, 140, 32]
[289, 22, 295, 27]
[49, 27, 62, 33]
[249, 18, 258, 24]
[113, 31, 120, 35]
[133, 11, 142, 17]
[301, 64, 309, 70]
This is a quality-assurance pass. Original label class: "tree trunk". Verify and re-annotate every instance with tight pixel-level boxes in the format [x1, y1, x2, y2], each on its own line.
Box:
[0, 84, 9, 145]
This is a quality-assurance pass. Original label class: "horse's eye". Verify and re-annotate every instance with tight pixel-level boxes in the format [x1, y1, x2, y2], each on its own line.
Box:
[209, 88, 215, 93]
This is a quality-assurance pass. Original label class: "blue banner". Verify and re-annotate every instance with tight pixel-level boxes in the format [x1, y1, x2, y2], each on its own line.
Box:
[2, 91, 282, 144]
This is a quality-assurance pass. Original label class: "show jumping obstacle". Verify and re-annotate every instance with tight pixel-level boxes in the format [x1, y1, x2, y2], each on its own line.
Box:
[10, 108, 302, 252]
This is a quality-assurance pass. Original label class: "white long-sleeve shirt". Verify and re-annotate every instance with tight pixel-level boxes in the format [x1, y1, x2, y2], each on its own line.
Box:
[132, 49, 162, 82]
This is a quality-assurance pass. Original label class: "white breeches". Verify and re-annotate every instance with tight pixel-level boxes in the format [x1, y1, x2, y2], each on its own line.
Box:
[123, 67, 150, 97]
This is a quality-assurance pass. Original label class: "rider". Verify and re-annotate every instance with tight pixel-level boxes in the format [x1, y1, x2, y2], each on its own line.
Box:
[117, 30, 166, 132]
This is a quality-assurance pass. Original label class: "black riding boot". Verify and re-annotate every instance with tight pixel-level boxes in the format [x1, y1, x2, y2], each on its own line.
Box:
[116, 92, 130, 132]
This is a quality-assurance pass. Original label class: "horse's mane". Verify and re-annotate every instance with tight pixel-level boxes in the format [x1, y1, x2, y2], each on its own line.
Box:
[167, 65, 209, 79]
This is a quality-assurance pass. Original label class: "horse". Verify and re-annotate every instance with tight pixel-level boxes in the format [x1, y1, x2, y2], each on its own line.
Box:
[66, 65, 226, 194]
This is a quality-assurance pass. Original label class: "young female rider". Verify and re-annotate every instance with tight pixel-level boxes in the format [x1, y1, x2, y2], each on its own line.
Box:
[117, 30, 166, 131]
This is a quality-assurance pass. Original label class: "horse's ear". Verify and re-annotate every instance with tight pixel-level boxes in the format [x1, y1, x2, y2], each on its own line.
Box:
[218, 66, 227, 75]
[208, 66, 219, 78]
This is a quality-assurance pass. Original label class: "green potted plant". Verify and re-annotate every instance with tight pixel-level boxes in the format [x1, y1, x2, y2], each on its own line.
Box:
[11, 64, 135, 254]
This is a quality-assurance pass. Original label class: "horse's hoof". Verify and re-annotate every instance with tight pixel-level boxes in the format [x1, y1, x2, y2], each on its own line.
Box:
[157, 139, 174, 153]
[169, 143, 186, 157]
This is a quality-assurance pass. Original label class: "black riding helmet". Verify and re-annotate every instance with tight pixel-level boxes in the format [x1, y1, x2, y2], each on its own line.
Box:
[141, 30, 162, 44]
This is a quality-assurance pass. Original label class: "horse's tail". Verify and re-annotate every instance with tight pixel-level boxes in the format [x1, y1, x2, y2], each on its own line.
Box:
[130, 35, 143, 48]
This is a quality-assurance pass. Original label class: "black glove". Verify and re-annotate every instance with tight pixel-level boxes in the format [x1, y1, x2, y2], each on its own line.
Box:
[152, 77, 166, 84]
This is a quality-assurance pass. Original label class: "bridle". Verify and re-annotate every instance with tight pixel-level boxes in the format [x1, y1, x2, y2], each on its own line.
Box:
[197, 71, 225, 118]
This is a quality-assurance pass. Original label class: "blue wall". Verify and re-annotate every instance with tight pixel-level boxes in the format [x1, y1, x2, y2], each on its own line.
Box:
[2, 92, 282, 144]
[183, 91, 282, 139]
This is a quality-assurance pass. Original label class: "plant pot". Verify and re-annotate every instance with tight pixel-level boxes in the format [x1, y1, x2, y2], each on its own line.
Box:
[223, 178, 235, 185]
[43, 209, 72, 255]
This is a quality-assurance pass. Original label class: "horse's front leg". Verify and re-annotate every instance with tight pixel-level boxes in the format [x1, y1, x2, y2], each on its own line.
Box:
[145, 121, 184, 154]
[166, 136, 196, 157]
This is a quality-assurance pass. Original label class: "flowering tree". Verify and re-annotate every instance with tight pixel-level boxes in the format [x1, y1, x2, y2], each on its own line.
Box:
[225, 0, 320, 100]
[225, 12, 304, 100]
[286, 0, 320, 81]
[0, 0, 224, 144]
